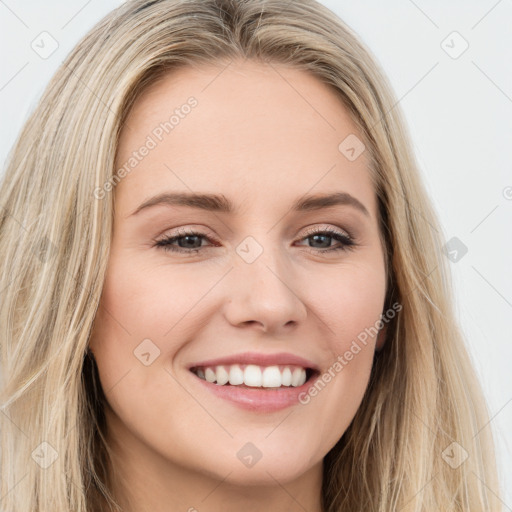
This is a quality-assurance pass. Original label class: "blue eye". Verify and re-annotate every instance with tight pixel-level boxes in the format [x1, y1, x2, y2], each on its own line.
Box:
[155, 227, 356, 255]
[155, 228, 214, 254]
[298, 228, 356, 253]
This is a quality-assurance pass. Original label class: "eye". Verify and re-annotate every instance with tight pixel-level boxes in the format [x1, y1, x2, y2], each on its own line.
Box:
[154, 228, 217, 255]
[154, 226, 357, 255]
[295, 226, 356, 254]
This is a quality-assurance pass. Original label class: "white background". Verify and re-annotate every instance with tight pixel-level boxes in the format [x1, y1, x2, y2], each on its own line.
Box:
[1, 0, 511, 506]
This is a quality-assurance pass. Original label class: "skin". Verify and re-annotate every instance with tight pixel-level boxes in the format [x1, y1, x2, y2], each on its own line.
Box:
[89, 58, 388, 512]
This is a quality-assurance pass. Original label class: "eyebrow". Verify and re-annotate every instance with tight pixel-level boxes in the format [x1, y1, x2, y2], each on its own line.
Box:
[129, 191, 370, 217]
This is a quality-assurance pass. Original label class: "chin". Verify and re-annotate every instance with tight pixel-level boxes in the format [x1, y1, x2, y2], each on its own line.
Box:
[191, 442, 322, 487]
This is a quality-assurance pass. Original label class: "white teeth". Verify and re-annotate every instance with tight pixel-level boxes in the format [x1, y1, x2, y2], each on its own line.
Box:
[194, 364, 309, 388]
[244, 365, 262, 387]
[281, 367, 292, 386]
[215, 365, 229, 385]
[262, 366, 282, 388]
[228, 364, 244, 385]
[291, 367, 306, 387]
[205, 368, 216, 383]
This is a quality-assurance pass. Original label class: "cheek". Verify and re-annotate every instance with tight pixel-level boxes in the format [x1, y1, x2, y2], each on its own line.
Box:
[295, 260, 386, 432]
[95, 254, 206, 344]
[304, 259, 387, 354]
[89, 252, 223, 408]
[88, 257, 199, 433]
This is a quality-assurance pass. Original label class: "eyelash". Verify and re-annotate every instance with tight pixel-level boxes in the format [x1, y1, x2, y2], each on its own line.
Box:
[154, 226, 357, 255]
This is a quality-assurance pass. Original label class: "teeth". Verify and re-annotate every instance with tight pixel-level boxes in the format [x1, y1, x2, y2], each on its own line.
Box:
[262, 366, 282, 388]
[281, 367, 292, 386]
[244, 365, 262, 387]
[193, 364, 308, 388]
[228, 364, 244, 385]
[291, 367, 306, 387]
[215, 365, 229, 385]
[205, 368, 216, 383]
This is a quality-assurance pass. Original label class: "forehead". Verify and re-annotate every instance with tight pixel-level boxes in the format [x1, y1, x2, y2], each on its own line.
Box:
[114, 59, 377, 220]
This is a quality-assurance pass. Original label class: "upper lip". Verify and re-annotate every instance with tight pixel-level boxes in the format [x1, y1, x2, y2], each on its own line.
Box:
[188, 351, 320, 371]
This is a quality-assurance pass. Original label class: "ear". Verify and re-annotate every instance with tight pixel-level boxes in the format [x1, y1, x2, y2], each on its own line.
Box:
[375, 324, 388, 352]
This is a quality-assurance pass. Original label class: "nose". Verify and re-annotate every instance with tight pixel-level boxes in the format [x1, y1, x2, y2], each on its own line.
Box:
[222, 241, 308, 334]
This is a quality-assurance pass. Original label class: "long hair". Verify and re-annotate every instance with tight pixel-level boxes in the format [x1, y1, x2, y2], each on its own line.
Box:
[0, 0, 502, 510]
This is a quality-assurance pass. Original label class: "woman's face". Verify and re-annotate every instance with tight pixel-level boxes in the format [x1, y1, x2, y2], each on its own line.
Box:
[89, 59, 387, 495]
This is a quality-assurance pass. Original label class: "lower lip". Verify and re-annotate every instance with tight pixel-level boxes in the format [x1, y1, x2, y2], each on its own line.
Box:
[190, 372, 318, 412]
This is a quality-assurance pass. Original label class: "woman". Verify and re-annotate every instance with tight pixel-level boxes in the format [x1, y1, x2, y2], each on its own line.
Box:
[0, 0, 502, 510]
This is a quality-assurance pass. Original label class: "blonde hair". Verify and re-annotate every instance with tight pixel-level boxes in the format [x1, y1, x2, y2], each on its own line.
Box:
[0, 0, 502, 510]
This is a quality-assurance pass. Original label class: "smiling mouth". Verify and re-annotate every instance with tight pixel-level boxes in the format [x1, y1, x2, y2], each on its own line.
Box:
[190, 363, 318, 390]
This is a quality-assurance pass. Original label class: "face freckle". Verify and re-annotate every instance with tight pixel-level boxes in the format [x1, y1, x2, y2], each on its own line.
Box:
[89, 58, 388, 504]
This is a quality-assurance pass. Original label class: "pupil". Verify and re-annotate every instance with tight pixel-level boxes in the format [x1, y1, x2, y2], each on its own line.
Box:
[181, 235, 200, 248]
[311, 234, 330, 248]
